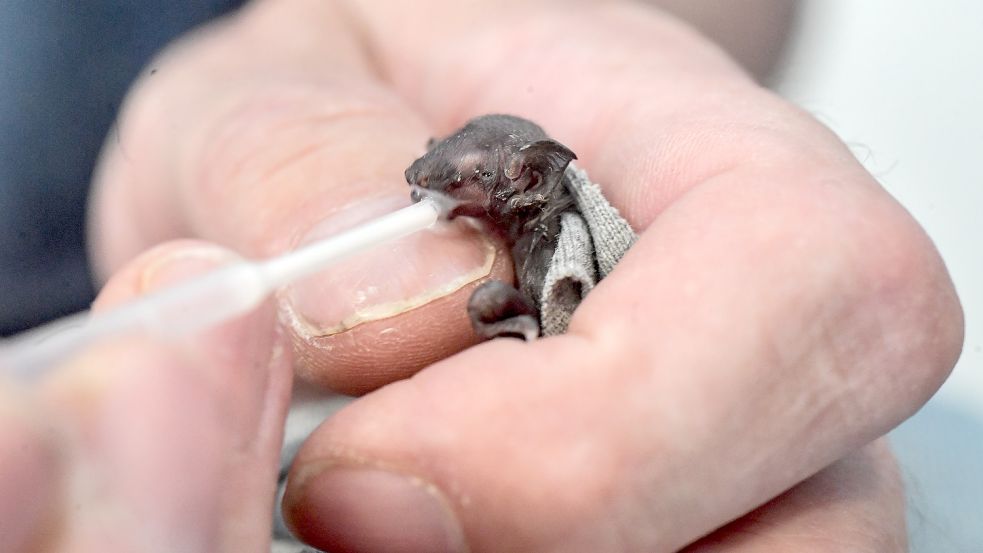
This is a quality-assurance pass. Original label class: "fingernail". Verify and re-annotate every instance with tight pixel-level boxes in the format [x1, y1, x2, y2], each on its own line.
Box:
[282, 195, 495, 337]
[287, 465, 467, 553]
[138, 246, 239, 293]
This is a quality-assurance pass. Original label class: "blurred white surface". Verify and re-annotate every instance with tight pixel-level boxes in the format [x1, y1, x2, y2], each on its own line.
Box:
[772, 2, 982, 550]
[774, 1, 982, 419]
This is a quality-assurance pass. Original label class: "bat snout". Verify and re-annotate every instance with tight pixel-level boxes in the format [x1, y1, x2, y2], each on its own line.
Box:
[404, 164, 428, 187]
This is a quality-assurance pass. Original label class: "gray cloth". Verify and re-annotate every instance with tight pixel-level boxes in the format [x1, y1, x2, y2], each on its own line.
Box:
[272, 163, 636, 551]
[541, 162, 637, 336]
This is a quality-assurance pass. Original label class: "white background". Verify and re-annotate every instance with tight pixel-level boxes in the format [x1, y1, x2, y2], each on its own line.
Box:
[772, 2, 981, 550]
[775, 1, 981, 416]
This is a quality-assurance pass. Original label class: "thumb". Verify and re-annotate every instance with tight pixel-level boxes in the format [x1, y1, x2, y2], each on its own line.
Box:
[281, 337, 611, 553]
[35, 240, 291, 552]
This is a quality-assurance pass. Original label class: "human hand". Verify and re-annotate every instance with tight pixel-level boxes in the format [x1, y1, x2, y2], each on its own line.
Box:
[0, 241, 292, 552]
[86, 0, 963, 551]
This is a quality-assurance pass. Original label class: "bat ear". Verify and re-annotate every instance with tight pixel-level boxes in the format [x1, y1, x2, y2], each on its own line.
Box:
[505, 139, 577, 190]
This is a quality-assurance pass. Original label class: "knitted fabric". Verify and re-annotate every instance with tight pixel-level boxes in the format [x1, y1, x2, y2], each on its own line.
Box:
[540, 162, 637, 335]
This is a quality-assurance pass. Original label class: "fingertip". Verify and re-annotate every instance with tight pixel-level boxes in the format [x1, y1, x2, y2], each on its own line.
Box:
[282, 336, 620, 552]
[282, 216, 514, 395]
[283, 463, 468, 553]
[288, 296, 481, 396]
[92, 239, 240, 311]
[38, 239, 295, 551]
[683, 439, 907, 552]
[89, 239, 291, 442]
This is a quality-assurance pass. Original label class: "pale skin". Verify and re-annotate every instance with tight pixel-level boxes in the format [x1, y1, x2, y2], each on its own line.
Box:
[0, 0, 964, 552]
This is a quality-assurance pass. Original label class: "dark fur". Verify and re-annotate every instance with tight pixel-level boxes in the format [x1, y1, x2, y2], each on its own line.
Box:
[405, 114, 578, 340]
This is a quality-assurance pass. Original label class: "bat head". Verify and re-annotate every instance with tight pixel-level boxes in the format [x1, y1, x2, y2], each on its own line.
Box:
[405, 144, 503, 219]
[405, 114, 577, 222]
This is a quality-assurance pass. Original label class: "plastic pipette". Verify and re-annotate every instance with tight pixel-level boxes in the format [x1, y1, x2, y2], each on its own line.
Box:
[0, 199, 441, 381]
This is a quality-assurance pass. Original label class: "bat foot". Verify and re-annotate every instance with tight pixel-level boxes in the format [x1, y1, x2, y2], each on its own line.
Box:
[473, 315, 540, 342]
[468, 280, 540, 341]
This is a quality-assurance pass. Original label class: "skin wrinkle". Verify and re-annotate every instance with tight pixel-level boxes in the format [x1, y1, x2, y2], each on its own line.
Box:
[184, 90, 416, 252]
[555, 155, 927, 548]
[100, 2, 394, 264]
[192, 94, 397, 192]
[252, 109, 401, 183]
[216, 333, 292, 550]
[617, 117, 836, 226]
[682, 441, 906, 551]
[250, 325, 291, 456]
[753, 263, 866, 435]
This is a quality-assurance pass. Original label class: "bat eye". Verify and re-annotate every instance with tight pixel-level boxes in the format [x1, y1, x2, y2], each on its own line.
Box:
[438, 173, 460, 189]
[476, 168, 495, 181]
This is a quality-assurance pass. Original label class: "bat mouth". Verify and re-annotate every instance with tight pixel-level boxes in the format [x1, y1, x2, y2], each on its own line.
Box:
[410, 185, 465, 219]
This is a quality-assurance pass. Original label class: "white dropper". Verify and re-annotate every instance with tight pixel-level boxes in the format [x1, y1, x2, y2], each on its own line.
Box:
[0, 198, 441, 381]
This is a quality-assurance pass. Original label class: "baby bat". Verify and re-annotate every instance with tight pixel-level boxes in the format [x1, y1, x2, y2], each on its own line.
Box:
[405, 114, 579, 341]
